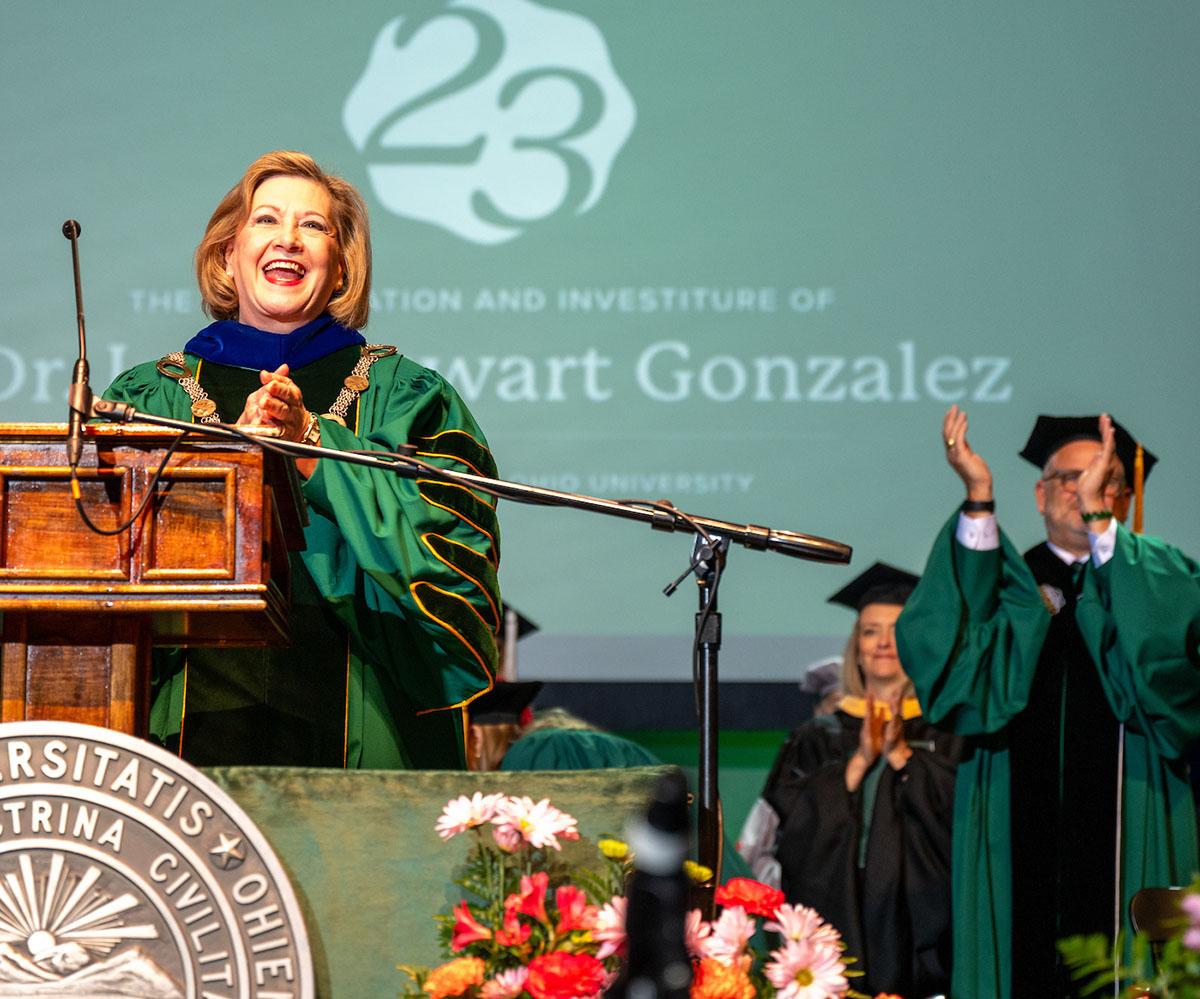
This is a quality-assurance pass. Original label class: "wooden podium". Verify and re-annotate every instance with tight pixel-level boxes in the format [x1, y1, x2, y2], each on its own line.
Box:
[0, 424, 306, 736]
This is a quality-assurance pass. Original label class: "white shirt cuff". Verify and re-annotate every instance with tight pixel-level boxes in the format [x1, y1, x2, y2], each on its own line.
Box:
[956, 512, 999, 551]
[1088, 518, 1117, 567]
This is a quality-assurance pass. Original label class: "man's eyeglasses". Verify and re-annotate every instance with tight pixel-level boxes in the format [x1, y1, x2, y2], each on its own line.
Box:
[1041, 469, 1126, 494]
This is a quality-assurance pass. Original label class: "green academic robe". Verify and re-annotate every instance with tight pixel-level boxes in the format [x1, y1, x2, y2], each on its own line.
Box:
[103, 348, 501, 770]
[895, 515, 1200, 999]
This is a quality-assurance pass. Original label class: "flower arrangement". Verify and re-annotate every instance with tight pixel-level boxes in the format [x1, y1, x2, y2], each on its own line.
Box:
[399, 792, 624, 999]
[402, 792, 889, 999]
[691, 879, 863, 999]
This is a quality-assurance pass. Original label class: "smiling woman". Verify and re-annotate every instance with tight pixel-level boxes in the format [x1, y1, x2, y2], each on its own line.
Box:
[223, 175, 344, 334]
[100, 151, 502, 772]
[740, 562, 960, 998]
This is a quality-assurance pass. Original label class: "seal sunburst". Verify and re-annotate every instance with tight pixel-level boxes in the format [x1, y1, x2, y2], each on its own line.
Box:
[0, 854, 157, 968]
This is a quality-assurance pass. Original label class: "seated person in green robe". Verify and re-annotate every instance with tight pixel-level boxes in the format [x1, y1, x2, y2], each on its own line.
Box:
[464, 682, 542, 772]
[896, 407, 1200, 999]
[102, 150, 501, 770]
[468, 683, 753, 883]
[754, 563, 959, 999]
[464, 683, 660, 772]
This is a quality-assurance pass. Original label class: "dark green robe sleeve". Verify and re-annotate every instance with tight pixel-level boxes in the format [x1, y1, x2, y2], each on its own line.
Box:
[1077, 524, 1200, 759]
[896, 514, 1050, 736]
[894, 514, 1049, 999]
[293, 356, 501, 767]
[1077, 526, 1200, 930]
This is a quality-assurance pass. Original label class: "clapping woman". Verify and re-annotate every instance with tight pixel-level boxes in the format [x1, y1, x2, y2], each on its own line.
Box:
[103, 151, 501, 770]
[760, 563, 959, 997]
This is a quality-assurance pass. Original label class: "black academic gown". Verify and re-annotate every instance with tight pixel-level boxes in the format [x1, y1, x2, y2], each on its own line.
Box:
[764, 707, 959, 997]
[1008, 543, 1121, 996]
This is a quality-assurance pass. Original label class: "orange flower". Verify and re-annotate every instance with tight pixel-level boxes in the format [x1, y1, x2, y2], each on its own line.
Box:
[714, 878, 785, 919]
[874, 994, 904, 999]
[525, 952, 607, 999]
[691, 957, 756, 999]
[424, 956, 486, 999]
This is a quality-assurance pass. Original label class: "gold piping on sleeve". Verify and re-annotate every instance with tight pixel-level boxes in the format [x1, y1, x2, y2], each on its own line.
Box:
[420, 532, 501, 633]
[409, 581, 494, 671]
[177, 655, 190, 758]
[193, 358, 204, 420]
[414, 448, 489, 479]
[339, 383, 362, 766]
[416, 430, 497, 506]
[418, 428, 490, 451]
[343, 637, 352, 769]
[416, 679, 496, 717]
[417, 482, 498, 564]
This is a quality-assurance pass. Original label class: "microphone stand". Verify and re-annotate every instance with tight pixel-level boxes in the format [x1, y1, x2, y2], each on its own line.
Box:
[90, 398, 852, 885]
[63, 220, 91, 470]
[664, 534, 730, 916]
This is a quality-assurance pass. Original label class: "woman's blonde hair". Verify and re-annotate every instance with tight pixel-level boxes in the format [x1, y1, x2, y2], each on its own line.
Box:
[195, 150, 372, 330]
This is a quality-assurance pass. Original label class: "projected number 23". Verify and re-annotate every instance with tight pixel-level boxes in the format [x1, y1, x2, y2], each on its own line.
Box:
[343, 0, 637, 245]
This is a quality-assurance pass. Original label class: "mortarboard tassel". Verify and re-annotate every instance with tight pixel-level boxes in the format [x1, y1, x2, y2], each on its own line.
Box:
[1133, 443, 1145, 534]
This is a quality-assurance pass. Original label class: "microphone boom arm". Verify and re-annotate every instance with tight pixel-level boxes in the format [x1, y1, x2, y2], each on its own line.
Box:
[89, 398, 851, 565]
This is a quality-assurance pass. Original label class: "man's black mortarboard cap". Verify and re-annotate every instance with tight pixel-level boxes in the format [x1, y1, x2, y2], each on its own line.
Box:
[827, 562, 919, 611]
[468, 681, 543, 724]
[1018, 415, 1157, 483]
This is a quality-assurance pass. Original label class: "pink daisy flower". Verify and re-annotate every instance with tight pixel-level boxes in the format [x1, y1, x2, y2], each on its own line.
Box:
[592, 896, 627, 959]
[765, 903, 843, 947]
[480, 966, 529, 999]
[436, 792, 506, 840]
[492, 796, 580, 850]
[764, 938, 848, 999]
[684, 908, 712, 959]
[700, 905, 756, 966]
[492, 824, 524, 853]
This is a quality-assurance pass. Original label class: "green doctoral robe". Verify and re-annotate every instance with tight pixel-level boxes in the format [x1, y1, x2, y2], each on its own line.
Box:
[895, 515, 1200, 999]
[103, 346, 501, 770]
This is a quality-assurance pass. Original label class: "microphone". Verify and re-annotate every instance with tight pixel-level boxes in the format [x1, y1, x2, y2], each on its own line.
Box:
[62, 219, 92, 468]
[611, 771, 693, 999]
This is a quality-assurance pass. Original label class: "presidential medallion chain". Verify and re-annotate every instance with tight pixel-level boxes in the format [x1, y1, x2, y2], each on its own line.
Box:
[155, 345, 397, 427]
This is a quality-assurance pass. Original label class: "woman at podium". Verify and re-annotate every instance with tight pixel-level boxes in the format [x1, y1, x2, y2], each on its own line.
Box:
[102, 150, 501, 770]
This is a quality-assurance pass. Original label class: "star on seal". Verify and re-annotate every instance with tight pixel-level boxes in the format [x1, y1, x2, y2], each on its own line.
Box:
[209, 832, 245, 870]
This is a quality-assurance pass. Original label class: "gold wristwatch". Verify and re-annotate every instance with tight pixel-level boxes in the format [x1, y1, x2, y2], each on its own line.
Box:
[300, 411, 322, 447]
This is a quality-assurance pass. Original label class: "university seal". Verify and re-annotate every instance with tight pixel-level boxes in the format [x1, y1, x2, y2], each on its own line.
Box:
[0, 721, 312, 997]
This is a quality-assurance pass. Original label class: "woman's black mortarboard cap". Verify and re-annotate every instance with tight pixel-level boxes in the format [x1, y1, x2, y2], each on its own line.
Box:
[827, 561, 919, 611]
[501, 604, 540, 640]
[468, 681, 543, 724]
[1018, 415, 1157, 483]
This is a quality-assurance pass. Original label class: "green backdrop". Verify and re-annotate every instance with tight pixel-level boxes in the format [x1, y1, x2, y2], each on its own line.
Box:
[3, 2, 1198, 685]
